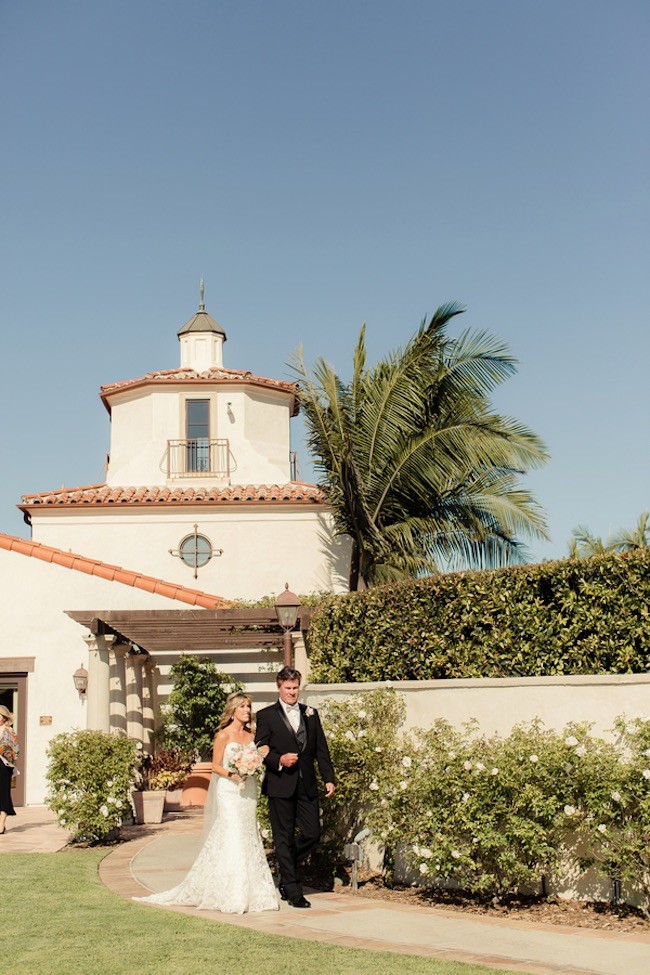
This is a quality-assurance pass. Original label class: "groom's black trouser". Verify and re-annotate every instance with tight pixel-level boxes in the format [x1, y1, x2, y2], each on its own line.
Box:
[267, 776, 320, 899]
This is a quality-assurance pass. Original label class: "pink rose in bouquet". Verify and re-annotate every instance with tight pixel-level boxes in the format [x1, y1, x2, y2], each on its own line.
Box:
[229, 743, 265, 780]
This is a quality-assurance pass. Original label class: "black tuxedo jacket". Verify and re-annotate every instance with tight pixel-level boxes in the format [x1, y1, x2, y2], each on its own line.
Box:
[255, 701, 335, 800]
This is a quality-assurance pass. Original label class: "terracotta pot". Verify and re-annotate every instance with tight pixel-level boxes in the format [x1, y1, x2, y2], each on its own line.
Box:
[181, 761, 213, 807]
[132, 789, 166, 824]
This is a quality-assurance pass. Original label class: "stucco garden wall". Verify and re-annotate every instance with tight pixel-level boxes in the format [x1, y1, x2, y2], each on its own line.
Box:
[304, 675, 650, 904]
[305, 673, 650, 739]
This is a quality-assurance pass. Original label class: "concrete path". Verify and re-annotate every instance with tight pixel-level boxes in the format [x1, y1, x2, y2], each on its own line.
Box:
[0, 805, 71, 852]
[4, 807, 650, 975]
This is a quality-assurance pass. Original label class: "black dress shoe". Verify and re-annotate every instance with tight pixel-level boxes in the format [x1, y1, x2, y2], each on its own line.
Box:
[278, 883, 287, 901]
[287, 895, 311, 909]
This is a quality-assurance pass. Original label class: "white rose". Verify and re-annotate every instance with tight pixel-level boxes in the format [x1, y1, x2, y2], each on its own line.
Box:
[345, 730, 356, 742]
[451, 850, 461, 859]
[575, 745, 587, 757]
[491, 768, 499, 776]
[369, 780, 379, 791]
[564, 805, 576, 816]
[448, 751, 456, 760]
[565, 736, 578, 747]
[261, 828, 269, 839]
[597, 824, 607, 833]
[611, 791, 621, 802]
[642, 770, 650, 780]
[357, 729, 366, 738]
[375, 746, 383, 753]
[399, 780, 408, 790]
[402, 756, 413, 768]
[420, 847, 432, 859]
[462, 792, 470, 802]
[475, 762, 485, 772]
[529, 754, 539, 763]
[463, 761, 472, 771]
[419, 863, 429, 875]
[100, 805, 109, 817]
[625, 724, 636, 735]
[358, 710, 367, 719]
[380, 831, 388, 839]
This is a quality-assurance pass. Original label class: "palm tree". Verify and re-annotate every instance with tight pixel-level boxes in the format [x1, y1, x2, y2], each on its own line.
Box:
[568, 527, 609, 559]
[610, 512, 650, 552]
[292, 303, 549, 590]
[568, 512, 649, 558]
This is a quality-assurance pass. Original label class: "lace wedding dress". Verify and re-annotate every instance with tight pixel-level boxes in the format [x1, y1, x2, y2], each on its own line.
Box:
[135, 742, 279, 913]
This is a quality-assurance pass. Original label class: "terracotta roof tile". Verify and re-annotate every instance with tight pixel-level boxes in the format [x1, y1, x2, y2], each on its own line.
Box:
[100, 367, 300, 416]
[20, 482, 326, 508]
[0, 533, 233, 609]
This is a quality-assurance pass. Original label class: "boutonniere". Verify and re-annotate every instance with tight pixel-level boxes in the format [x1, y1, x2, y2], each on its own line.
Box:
[305, 707, 315, 718]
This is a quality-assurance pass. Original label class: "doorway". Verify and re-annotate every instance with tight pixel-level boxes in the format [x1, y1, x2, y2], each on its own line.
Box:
[0, 676, 26, 806]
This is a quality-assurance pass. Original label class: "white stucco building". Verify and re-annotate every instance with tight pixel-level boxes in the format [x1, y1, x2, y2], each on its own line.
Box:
[0, 290, 349, 804]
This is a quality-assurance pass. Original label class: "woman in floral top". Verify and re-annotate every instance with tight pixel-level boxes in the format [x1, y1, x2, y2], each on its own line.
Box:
[0, 705, 19, 833]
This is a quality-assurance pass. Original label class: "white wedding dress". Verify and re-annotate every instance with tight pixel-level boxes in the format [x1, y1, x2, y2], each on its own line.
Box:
[135, 742, 279, 913]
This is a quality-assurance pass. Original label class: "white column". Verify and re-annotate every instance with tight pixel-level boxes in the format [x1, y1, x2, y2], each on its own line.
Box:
[83, 633, 115, 732]
[109, 643, 128, 736]
[142, 658, 156, 754]
[125, 653, 145, 743]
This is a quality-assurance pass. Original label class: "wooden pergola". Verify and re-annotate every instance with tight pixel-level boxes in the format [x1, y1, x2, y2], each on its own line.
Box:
[65, 607, 311, 654]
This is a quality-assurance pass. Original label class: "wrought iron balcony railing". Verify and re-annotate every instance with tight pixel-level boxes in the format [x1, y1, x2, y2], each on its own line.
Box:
[167, 439, 231, 478]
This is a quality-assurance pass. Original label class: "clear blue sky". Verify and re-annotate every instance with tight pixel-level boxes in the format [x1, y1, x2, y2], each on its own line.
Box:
[1, 0, 648, 562]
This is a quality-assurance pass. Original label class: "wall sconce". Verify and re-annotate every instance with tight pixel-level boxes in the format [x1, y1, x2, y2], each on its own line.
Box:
[226, 401, 235, 422]
[73, 664, 89, 697]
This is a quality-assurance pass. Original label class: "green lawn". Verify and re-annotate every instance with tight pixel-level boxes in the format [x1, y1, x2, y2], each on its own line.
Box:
[9, 851, 526, 975]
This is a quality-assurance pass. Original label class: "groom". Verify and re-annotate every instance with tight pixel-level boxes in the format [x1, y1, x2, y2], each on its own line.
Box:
[255, 666, 336, 908]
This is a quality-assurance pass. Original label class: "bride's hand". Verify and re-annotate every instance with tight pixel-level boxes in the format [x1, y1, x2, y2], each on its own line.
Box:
[257, 745, 270, 758]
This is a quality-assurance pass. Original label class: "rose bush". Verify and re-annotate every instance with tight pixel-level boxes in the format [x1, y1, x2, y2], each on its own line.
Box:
[46, 730, 139, 842]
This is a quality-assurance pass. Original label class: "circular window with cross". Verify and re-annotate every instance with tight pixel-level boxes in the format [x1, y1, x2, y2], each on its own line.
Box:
[169, 525, 223, 578]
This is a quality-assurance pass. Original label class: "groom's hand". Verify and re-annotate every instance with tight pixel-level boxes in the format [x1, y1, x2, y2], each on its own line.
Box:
[280, 752, 299, 767]
[325, 782, 336, 797]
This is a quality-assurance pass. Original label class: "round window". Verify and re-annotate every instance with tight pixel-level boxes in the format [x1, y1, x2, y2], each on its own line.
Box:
[179, 533, 213, 569]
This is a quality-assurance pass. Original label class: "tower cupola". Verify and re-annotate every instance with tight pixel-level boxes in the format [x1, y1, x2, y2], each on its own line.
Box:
[177, 280, 227, 371]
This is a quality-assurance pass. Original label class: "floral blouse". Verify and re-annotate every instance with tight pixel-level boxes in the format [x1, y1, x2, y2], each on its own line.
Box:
[0, 726, 19, 765]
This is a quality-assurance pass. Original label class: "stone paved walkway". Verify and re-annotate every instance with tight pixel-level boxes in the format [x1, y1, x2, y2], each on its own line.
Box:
[4, 807, 650, 975]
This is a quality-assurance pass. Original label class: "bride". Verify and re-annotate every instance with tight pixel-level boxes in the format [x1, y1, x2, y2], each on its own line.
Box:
[135, 693, 279, 914]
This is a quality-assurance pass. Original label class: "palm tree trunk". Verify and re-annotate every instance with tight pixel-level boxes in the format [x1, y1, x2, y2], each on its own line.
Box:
[349, 541, 361, 592]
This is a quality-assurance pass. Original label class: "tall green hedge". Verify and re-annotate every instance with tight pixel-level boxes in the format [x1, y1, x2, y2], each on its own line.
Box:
[307, 549, 650, 682]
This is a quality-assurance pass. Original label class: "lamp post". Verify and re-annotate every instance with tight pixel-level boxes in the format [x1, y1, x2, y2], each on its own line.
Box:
[274, 583, 300, 668]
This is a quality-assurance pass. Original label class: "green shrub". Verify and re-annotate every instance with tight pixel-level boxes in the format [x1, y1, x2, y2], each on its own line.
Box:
[577, 716, 650, 902]
[308, 549, 650, 681]
[314, 690, 405, 871]
[158, 655, 242, 760]
[46, 730, 138, 842]
[376, 720, 591, 898]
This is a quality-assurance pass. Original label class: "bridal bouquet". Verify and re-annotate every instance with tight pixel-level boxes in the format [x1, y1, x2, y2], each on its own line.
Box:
[229, 743, 265, 780]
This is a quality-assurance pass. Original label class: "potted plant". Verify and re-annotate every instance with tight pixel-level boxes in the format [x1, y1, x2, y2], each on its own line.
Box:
[132, 748, 194, 824]
[157, 655, 242, 807]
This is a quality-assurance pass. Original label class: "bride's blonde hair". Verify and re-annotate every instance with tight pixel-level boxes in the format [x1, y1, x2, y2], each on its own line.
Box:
[217, 692, 254, 732]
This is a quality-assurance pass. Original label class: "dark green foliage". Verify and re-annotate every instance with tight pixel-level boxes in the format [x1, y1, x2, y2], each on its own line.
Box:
[308, 549, 650, 681]
[158, 655, 242, 759]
